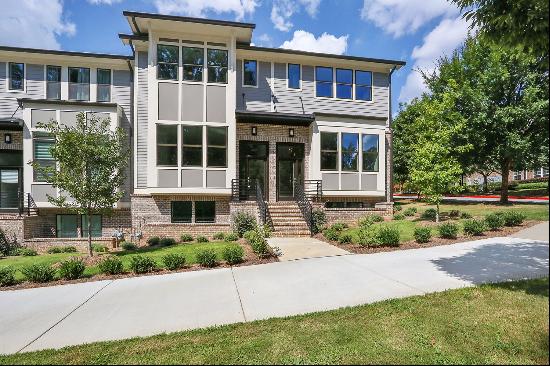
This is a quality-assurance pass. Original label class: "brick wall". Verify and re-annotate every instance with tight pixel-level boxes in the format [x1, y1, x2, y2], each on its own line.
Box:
[324, 208, 391, 226]
[0, 130, 23, 151]
[24, 237, 116, 254]
[0, 215, 24, 243]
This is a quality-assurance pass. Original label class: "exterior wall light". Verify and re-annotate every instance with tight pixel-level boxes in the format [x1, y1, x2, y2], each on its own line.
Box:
[251, 126, 257, 136]
[288, 128, 295, 137]
[4, 133, 12, 144]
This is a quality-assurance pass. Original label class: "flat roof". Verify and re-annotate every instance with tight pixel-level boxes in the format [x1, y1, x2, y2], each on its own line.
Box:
[0, 45, 132, 60]
[236, 110, 315, 126]
[18, 98, 118, 109]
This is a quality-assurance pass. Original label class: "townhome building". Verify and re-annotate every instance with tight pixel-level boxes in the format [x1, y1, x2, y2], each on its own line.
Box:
[0, 11, 405, 249]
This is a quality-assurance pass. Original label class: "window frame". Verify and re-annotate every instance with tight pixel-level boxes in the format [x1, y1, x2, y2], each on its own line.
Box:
[182, 46, 204, 82]
[46, 65, 61, 100]
[56, 214, 78, 238]
[315, 66, 334, 98]
[156, 124, 178, 167]
[207, 48, 228, 84]
[340, 132, 359, 172]
[320, 131, 338, 171]
[181, 125, 203, 167]
[96, 68, 112, 102]
[171, 201, 192, 223]
[206, 126, 227, 168]
[355, 70, 373, 102]
[362, 134, 380, 172]
[80, 214, 103, 238]
[68, 67, 91, 101]
[32, 134, 56, 182]
[195, 201, 216, 223]
[335, 68, 353, 100]
[242, 59, 258, 88]
[8, 62, 25, 91]
[157, 44, 180, 81]
[287, 63, 301, 90]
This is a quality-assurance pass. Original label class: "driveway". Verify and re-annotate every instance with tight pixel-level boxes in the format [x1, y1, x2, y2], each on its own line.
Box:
[1, 235, 548, 354]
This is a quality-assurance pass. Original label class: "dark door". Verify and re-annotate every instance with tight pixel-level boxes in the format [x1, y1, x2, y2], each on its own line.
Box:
[0, 150, 23, 210]
[277, 143, 304, 200]
[239, 141, 268, 199]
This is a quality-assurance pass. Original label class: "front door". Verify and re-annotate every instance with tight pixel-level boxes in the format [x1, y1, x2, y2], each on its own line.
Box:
[277, 143, 304, 200]
[0, 168, 20, 209]
[239, 141, 268, 199]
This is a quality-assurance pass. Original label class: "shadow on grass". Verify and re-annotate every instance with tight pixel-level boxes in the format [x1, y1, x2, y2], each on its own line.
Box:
[489, 276, 549, 298]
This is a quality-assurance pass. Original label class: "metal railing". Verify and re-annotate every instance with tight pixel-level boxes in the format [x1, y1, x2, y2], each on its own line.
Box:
[255, 180, 273, 229]
[294, 180, 314, 235]
[231, 178, 257, 201]
[18, 192, 39, 216]
[303, 180, 323, 201]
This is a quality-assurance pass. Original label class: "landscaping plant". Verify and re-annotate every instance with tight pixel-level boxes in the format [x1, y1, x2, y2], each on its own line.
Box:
[92, 243, 108, 253]
[421, 208, 438, 221]
[58, 258, 86, 280]
[449, 209, 461, 219]
[213, 232, 225, 241]
[463, 219, 487, 236]
[322, 227, 341, 242]
[98, 256, 124, 275]
[129, 256, 157, 274]
[393, 213, 405, 221]
[162, 253, 186, 270]
[121, 242, 138, 251]
[403, 207, 417, 216]
[196, 235, 209, 243]
[358, 214, 384, 229]
[311, 208, 327, 234]
[500, 211, 526, 226]
[244, 229, 270, 257]
[17, 248, 38, 256]
[22, 263, 56, 283]
[232, 212, 257, 237]
[222, 245, 245, 265]
[224, 232, 239, 242]
[0, 266, 16, 287]
[147, 236, 160, 246]
[438, 222, 459, 239]
[159, 237, 176, 247]
[180, 233, 194, 242]
[484, 213, 505, 230]
[196, 249, 218, 267]
[414, 226, 432, 244]
[338, 233, 353, 244]
[0, 228, 20, 257]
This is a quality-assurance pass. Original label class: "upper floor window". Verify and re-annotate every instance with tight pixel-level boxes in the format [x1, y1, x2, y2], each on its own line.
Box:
[243, 60, 257, 87]
[320, 132, 338, 171]
[362, 134, 379, 172]
[157, 124, 178, 166]
[97, 69, 111, 102]
[513, 171, 522, 180]
[68, 67, 90, 101]
[207, 49, 228, 83]
[182, 46, 203, 82]
[157, 44, 179, 80]
[288, 63, 300, 89]
[534, 167, 549, 178]
[341, 133, 359, 171]
[8, 63, 24, 91]
[207, 126, 227, 167]
[336, 68, 353, 100]
[316, 66, 333, 98]
[46, 65, 61, 100]
[33, 134, 55, 182]
[355, 70, 372, 101]
[181, 125, 203, 167]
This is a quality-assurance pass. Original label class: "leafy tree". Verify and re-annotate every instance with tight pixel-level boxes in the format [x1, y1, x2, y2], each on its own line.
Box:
[31, 113, 129, 256]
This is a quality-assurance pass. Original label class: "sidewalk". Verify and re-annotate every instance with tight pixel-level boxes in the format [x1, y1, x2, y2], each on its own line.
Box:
[395, 193, 549, 204]
[1, 235, 548, 355]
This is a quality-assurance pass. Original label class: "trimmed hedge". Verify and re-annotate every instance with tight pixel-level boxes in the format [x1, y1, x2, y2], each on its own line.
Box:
[222, 245, 245, 265]
[485, 213, 505, 231]
[414, 226, 432, 244]
[438, 222, 459, 239]
[162, 253, 186, 270]
[98, 256, 124, 275]
[129, 256, 157, 274]
[22, 263, 56, 283]
[58, 258, 86, 280]
[196, 249, 218, 267]
[463, 219, 487, 236]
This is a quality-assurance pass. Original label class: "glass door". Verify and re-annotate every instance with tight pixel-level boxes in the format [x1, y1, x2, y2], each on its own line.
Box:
[239, 141, 268, 199]
[0, 169, 20, 209]
[276, 143, 304, 200]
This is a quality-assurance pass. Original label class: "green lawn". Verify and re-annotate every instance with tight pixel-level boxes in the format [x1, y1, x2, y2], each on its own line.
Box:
[1, 277, 547, 364]
[0, 241, 239, 281]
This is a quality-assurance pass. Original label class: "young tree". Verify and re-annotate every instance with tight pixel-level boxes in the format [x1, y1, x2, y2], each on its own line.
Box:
[31, 113, 129, 256]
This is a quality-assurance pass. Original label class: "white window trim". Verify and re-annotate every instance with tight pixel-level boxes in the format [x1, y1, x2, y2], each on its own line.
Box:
[335, 68, 354, 101]
[44, 65, 62, 100]
[355, 70, 374, 103]
[286, 63, 302, 91]
[181, 44, 205, 84]
[96, 68, 112, 103]
[314, 66, 334, 99]
[6, 62, 26, 93]
[242, 59, 259, 88]
[67, 66, 91, 102]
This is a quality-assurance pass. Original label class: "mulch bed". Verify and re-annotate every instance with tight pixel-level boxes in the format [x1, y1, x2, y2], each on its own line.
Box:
[316, 220, 543, 255]
[1, 241, 278, 292]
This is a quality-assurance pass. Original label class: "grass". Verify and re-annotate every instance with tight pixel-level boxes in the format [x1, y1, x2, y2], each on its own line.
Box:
[0, 241, 240, 281]
[1, 277, 547, 364]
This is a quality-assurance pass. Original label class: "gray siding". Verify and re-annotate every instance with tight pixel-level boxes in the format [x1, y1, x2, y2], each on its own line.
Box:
[112, 69, 133, 201]
[136, 51, 148, 188]
[0, 62, 44, 119]
[236, 59, 271, 111]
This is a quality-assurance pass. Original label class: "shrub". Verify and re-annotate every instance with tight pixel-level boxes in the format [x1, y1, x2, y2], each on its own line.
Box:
[421, 208, 437, 221]
[460, 212, 473, 219]
[330, 222, 348, 232]
[159, 237, 176, 247]
[463, 219, 487, 236]
[261, 224, 272, 238]
[180, 233, 194, 242]
[485, 213, 505, 231]
[414, 226, 432, 244]
[449, 209, 461, 219]
[222, 245, 245, 265]
[0, 229, 19, 257]
[338, 232, 353, 244]
[438, 222, 459, 239]
[376, 226, 401, 247]
[58, 258, 86, 280]
[233, 211, 257, 237]
[323, 227, 341, 241]
[213, 232, 225, 241]
[393, 213, 405, 221]
[500, 211, 526, 226]
[358, 214, 384, 229]
[147, 236, 160, 246]
[47, 246, 63, 254]
[98, 256, 124, 275]
[18, 247, 38, 256]
[244, 229, 270, 257]
[394, 203, 403, 211]
[312, 208, 327, 234]
[224, 232, 239, 242]
[121, 241, 138, 251]
[0, 267, 16, 286]
[196, 235, 209, 243]
[196, 249, 218, 267]
[22, 263, 55, 283]
[162, 253, 186, 270]
[403, 207, 417, 217]
[62, 246, 77, 253]
[92, 243, 108, 253]
[129, 256, 157, 274]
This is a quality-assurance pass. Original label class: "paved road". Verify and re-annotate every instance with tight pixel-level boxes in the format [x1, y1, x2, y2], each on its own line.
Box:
[395, 195, 549, 204]
[1, 236, 548, 355]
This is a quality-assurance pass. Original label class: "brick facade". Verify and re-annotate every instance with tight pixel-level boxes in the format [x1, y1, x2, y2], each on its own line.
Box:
[324, 207, 391, 226]
[0, 215, 24, 243]
[0, 130, 23, 151]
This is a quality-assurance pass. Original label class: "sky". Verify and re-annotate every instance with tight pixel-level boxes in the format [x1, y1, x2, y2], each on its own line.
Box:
[0, 0, 474, 111]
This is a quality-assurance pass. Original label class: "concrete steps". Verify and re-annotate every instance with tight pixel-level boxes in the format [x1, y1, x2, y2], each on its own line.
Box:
[267, 202, 311, 237]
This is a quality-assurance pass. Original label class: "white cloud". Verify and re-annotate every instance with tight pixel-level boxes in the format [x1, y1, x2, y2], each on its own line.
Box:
[154, 0, 258, 21]
[271, 0, 321, 32]
[0, 0, 75, 50]
[361, 0, 459, 38]
[280, 30, 348, 54]
[87, 0, 122, 4]
[398, 16, 472, 102]
[255, 33, 274, 47]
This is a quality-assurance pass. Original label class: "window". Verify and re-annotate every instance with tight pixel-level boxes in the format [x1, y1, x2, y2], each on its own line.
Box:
[207, 126, 227, 167]
[56, 214, 78, 238]
[182, 46, 203, 81]
[513, 171, 523, 180]
[81, 215, 102, 237]
[171, 201, 192, 223]
[97, 69, 111, 102]
[9, 63, 24, 91]
[534, 167, 549, 178]
[243, 60, 257, 86]
[288, 63, 300, 89]
[46, 65, 61, 99]
[362, 134, 379, 172]
[157, 125, 178, 166]
[195, 201, 215, 223]
[355, 70, 372, 101]
[325, 201, 364, 208]
[157, 44, 179, 80]
[181, 125, 203, 166]
[68, 67, 90, 101]
[341, 133, 359, 171]
[207, 49, 228, 83]
[336, 68, 352, 99]
[33, 134, 55, 182]
[320, 132, 338, 170]
[315, 67, 333, 97]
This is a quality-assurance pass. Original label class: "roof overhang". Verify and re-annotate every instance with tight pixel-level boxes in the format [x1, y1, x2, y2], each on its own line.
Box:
[236, 110, 315, 126]
[0, 118, 24, 131]
[18, 98, 118, 109]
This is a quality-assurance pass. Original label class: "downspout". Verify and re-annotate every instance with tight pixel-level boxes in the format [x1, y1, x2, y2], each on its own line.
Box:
[387, 65, 397, 203]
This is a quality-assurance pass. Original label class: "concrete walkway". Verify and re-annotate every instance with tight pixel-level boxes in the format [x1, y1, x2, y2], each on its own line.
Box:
[267, 237, 350, 261]
[1, 236, 548, 355]
[509, 222, 549, 242]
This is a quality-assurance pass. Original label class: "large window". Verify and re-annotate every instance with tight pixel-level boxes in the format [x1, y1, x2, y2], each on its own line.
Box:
[68, 67, 90, 101]
[341, 133, 359, 171]
[181, 125, 203, 166]
[171, 201, 192, 223]
[513, 171, 523, 181]
[33, 134, 55, 182]
[288, 63, 300, 89]
[207, 126, 227, 167]
[8, 63, 24, 91]
[243, 60, 257, 86]
[336, 68, 353, 99]
[46, 65, 61, 99]
[207, 49, 228, 83]
[182, 46, 203, 81]
[157, 44, 179, 80]
[81, 215, 102, 237]
[362, 134, 379, 172]
[56, 214, 78, 238]
[195, 201, 215, 223]
[320, 132, 338, 171]
[97, 69, 111, 102]
[157, 125, 178, 166]
[315, 67, 333, 97]
[355, 71, 372, 101]
[534, 167, 549, 178]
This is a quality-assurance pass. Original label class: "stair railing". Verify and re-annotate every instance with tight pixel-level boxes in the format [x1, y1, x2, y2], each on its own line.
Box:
[255, 180, 273, 229]
[294, 180, 314, 236]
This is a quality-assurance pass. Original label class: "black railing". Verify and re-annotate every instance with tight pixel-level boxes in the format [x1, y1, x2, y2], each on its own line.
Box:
[17, 192, 39, 216]
[294, 180, 314, 235]
[231, 178, 257, 201]
[303, 180, 322, 201]
[255, 180, 273, 229]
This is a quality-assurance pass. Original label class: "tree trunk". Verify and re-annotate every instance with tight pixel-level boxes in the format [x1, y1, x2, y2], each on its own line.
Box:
[482, 173, 488, 193]
[436, 202, 440, 223]
[500, 160, 511, 204]
[87, 208, 93, 257]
